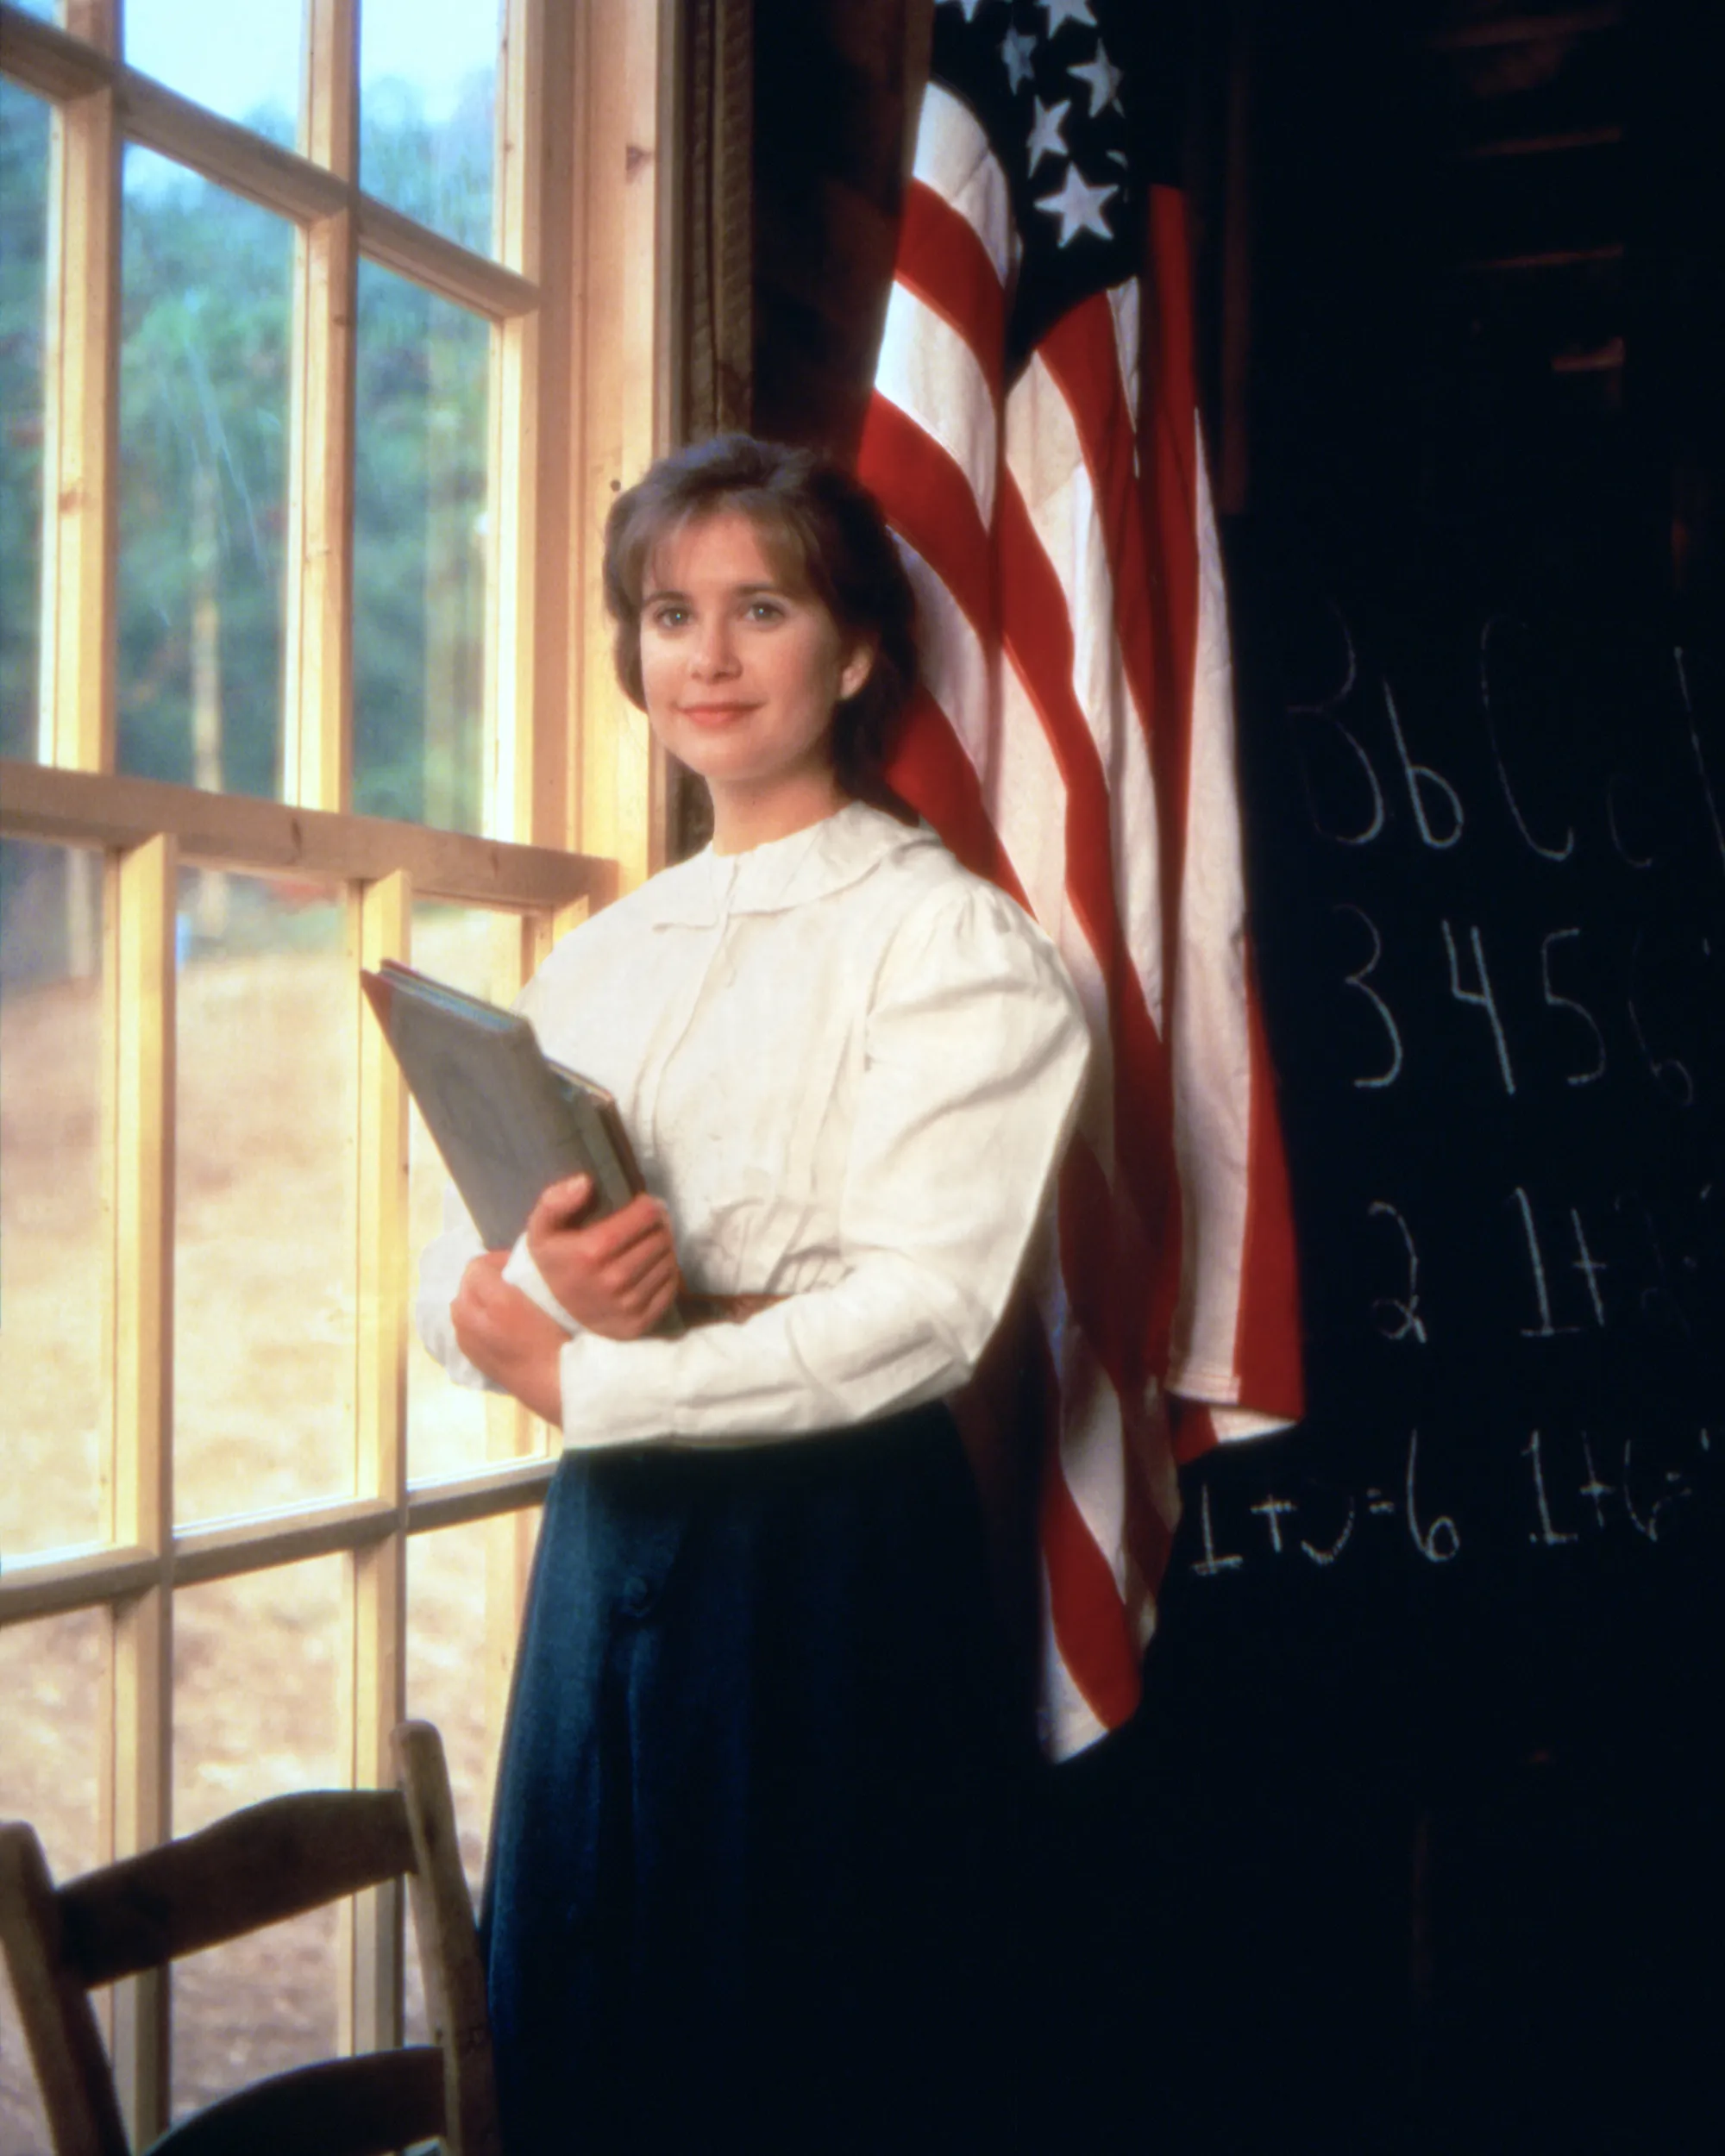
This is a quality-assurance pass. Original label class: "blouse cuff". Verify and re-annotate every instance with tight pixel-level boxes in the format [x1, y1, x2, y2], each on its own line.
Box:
[501, 1237, 580, 1337]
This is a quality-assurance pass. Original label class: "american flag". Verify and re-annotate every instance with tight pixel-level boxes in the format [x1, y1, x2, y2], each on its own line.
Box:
[856, 0, 1304, 1758]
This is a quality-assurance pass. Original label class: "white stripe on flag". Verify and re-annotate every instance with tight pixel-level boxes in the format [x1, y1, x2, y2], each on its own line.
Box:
[872, 290, 1000, 528]
[1168, 423, 1253, 1402]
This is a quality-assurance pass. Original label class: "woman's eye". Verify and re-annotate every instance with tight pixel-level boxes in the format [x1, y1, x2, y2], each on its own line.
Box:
[747, 599, 785, 624]
[649, 605, 689, 630]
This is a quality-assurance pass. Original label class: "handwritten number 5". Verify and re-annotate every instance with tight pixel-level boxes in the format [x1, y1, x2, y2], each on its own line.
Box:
[1540, 929, 1607, 1087]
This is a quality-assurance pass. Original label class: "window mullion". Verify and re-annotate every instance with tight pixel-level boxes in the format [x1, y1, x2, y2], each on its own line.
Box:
[100, 831, 176, 2145]
[340, 868, 411, 2053]
[39, 79, 120, 774]
[283, 0, 359, 815]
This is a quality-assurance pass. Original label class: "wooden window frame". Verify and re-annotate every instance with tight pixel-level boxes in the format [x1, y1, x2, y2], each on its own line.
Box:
[0, 0, 685, 2137]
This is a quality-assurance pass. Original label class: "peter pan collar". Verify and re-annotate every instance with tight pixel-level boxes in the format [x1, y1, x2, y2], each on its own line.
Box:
[635, 800, 942, 926]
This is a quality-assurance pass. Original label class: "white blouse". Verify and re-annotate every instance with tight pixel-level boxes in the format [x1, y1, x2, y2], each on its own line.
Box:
[416, 800, 1090, 1448]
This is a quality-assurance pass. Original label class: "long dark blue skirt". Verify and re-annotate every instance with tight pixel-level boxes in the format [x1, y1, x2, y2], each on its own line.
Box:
[482, 1402, 1028, 2154]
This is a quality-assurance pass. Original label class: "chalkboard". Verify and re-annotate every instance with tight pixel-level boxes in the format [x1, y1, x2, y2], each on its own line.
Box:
[1036, 540, 1724, 2153]
[1209, 549, 1722, 1626]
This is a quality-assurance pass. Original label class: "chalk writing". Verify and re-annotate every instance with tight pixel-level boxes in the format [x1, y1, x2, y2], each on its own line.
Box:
[1406, 1429, 1462, 1564]
[1578, 1434, 1615, 1530]
[1251, 1495, 1298, 1553]
[1539, 929, 1607, 1086]
[1569, 1208, 1609, 1326]
[1289, 605, 1387, 846]
[1191, 1484, 1245, 1577]
[1509, 1186, 1582, 1338]
[1299, 1494, 1357, 1567]
[1606, 770, 1659, 869]
[1441, 920, 1516, 1094]
[1366, 1199, 1428, 1342]
[1524, 1431, 1579, 1546]
[1626, 931, 1697, 1106]
[1480, 615, 1576, 863]
[1675, 644, 1725, 881]
[1385, 680, 1465, 849]
[1334, 905, 1404, 1087]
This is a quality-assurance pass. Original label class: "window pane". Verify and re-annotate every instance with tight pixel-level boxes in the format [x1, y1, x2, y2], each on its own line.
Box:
[0, 840, 105, 1561]
[361, 0, 498, 258]
[172, 1556, 342, 2119]
[0, 1608, 104, 2147]
[354, 265, 489, 833]
[0, 80, 48, 765]
[174, 873, 356, 1526]
[119, 152, 292, 801]
[404, 1511, 530, 2039]
[124, 0, 299, 141]
[407, 902, 529, 1480]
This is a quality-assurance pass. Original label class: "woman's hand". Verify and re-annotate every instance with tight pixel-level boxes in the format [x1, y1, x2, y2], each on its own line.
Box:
[450, 1252, 567, 1424]
[526, 1174, 683, 1340]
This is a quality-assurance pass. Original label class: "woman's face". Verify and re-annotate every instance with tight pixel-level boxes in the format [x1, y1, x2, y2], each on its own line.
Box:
[638, 510, 874, 845]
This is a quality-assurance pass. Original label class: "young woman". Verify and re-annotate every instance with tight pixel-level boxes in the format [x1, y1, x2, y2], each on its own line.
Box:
[417, 436, 1089, 2153]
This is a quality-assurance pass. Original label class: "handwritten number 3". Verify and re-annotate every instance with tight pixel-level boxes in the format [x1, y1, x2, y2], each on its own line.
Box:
[1334, 905, 1404, 1089]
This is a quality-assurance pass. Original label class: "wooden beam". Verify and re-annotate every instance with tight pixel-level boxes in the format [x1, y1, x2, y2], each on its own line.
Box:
[343, 869, 411, 2057]
[568, 0, 682, 890]
[38, 78, 120, 772]
[1426, 6, 1622, 51]
[358, 194, 537, 319]
[101, 830, 175, 2146]
[0, 760, 613, 912]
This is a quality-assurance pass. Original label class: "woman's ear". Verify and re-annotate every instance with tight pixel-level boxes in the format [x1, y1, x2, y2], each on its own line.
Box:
[838, 635, 877, 703]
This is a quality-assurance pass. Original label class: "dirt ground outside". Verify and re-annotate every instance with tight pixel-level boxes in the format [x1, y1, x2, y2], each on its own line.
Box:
[1, 874, 535, 2147]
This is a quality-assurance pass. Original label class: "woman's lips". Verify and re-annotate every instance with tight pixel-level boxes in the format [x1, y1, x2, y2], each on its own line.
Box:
[678, 701, 759, 727]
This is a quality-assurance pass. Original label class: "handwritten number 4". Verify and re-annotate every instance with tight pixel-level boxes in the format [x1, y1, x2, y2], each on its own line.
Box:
[1440, 920, 1515, 1095]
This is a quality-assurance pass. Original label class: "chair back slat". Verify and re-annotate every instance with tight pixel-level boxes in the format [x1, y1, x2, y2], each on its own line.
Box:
[55, 1792, 415, 1989]
[138, 2048, 445, 2156]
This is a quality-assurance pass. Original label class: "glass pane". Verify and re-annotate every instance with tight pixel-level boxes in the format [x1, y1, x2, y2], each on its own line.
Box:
[174, 874, 355, 1526]
[0, 1610, 104, 1878]
[119, 152, 292, 801]
[403, 1511, 532, 2039]
[354, 263, 490, 834]
[172, 1556, 343, 2118]
[0, 1608, 104, 2147]
[0, 80, 49, 765]
[361, 0, 498, 258]
[0, 841, 106, 1561]
[408, 903, 525, 1480]
[125, 0, 299, 141]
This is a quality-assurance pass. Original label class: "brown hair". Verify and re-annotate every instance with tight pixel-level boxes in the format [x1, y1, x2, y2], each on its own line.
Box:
[601, 435, 919, 805]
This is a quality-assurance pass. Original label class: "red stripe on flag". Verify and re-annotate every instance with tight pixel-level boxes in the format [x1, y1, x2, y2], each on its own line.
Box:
[1233, 982, 1307, 1419]
[856, 394, 997, 653]
[893, 181, 1007, 405]
[886, 685, 1026, 903]
[1040, 1416, 1145, 1731]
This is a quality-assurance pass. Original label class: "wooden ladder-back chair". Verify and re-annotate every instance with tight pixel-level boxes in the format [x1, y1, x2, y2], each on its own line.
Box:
[0, 1720, 499, 2156]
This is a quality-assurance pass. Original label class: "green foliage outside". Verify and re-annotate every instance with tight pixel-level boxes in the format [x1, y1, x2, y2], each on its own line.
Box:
[0, 69, 495, 831]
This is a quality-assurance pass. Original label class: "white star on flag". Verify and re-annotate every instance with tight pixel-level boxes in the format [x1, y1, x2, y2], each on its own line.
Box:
[1038, 0, 1096, 36]
[1000, 26, 1037, 92]
[1034, 162, 1117, 245]
[1026, 95, 1070, 175]
[1070, 42, 1125, 116]
[940, 0, 987, 22]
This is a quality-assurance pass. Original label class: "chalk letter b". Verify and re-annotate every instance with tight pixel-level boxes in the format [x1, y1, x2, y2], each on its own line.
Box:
[1384, 681, 1464, 849]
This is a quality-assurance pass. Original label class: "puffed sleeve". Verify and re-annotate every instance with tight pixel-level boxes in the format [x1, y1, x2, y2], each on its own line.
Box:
[551, 879, 1090, 1446]
[414, 1181, 496, 1390]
